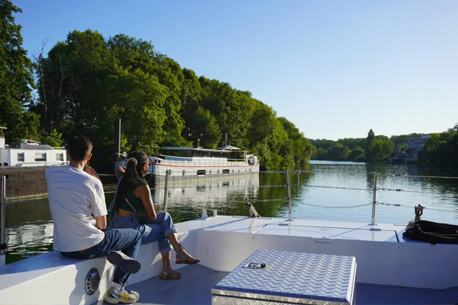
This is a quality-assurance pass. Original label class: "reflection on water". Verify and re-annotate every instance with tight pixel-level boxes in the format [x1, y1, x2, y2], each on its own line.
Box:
[6, 221, 53, 263]
[153, 175, 259, 222]
[4, 161, 458, 262]
[300, 161, 458, 224]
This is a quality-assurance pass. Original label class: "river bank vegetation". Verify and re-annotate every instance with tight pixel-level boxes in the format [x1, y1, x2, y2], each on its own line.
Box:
[1, 2, 315, 171]
[1, 1, 457, 171]
[312, 127, 458, 168]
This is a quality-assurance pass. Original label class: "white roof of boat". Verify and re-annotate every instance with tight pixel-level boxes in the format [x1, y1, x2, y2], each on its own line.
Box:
[218, 145, 240, 150]
[161, 146, 245, 153]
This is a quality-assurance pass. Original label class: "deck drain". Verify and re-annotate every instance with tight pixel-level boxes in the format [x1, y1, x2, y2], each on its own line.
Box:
[84, 268, 100, 295]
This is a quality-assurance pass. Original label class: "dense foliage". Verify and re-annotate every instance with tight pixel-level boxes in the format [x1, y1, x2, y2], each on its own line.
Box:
[0, 0, 40, 141]
[313, 130, 406, 163]
[311, 126, 458, 168]
[27, 30, 314, 171]
[419, 124, 458, 168]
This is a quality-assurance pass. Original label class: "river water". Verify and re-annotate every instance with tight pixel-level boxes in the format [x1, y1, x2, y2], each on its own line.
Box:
[3, 161, 458, 263]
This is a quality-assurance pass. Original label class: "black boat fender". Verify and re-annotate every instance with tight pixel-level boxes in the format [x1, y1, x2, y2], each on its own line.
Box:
[403, 220, 458, 244]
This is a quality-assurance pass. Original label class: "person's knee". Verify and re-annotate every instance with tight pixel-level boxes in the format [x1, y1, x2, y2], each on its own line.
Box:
[162, 211, 173, 222]
[135, 230, 142, 241]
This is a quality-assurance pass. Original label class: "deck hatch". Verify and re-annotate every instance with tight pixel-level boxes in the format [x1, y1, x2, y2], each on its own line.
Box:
[212, 249, 356, 305]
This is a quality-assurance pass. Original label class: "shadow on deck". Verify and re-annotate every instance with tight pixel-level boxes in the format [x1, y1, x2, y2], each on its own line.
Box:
[93, 265, 458, 305]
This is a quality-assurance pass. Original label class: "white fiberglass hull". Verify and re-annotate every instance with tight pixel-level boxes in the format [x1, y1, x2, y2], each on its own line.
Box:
[151, 157, 259, 178]
[1, 216, 457, 305]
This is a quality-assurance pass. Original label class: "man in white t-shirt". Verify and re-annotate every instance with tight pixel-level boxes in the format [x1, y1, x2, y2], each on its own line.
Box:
[46, 135, 142, 304]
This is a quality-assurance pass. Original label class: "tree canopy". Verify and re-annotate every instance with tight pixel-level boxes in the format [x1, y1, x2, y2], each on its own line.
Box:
[28, 29, 314, 171]
[0, 0, 40, 141]
[419, 127, 458, 168]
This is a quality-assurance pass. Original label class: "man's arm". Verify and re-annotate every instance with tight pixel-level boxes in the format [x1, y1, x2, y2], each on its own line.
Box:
[115, 165, 125, 181]
[95, 215, 107, 230]
[85, 166, 101, 181]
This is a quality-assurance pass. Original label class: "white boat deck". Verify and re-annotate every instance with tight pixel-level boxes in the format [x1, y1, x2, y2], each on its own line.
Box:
[93, 265, 458, 305]
[198, 216, 405, 242]
[1, 215, 458, 305]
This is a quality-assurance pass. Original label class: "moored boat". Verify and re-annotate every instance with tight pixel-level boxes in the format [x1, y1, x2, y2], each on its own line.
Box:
[150, 145, 259, 181]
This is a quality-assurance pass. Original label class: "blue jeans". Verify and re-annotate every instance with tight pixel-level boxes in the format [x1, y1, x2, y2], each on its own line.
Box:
[61, 228, 142, 285]
[111, 211, 176, 255]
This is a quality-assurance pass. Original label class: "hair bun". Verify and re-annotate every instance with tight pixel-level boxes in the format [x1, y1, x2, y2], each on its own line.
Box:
[126, 157, 138, 167]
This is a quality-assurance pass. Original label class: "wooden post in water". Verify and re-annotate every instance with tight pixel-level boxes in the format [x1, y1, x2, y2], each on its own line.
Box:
[163, 170, 171, 212]
[0, 176, 6, 265]
[371, 172, 378, 225]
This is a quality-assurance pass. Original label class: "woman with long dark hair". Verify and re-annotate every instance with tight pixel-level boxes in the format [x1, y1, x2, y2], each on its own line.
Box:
[111, 151, 199, 280]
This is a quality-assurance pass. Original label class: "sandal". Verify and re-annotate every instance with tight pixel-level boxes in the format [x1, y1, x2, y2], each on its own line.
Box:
[160, 267, 181, 280]
[176, 252, 200, 265]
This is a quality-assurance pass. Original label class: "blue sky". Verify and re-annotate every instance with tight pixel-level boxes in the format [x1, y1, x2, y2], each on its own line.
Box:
[13, 0, 458, 140]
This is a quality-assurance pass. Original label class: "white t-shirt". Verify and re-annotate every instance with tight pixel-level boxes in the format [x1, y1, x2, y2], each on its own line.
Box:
[46, 165, 107, 252]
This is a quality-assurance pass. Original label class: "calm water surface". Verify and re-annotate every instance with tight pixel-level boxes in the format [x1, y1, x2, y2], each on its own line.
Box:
[4, 161, 458, 263]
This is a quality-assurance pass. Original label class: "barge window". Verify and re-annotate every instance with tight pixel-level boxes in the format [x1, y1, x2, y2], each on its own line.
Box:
[17, 153, 25, 162]
[56, 153, 64, 161]
[35, 153, 46, 162]
[182, 170, 185, 176]
[222, 169, 230, 175]
[197, 170, 206, 176]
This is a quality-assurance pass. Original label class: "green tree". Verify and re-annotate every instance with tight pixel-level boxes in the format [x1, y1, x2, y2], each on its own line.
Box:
[184, 106, 221, 148]
[41, 129, 64, 147]
[419, 128, 458, 168]
[247, 102, 287, 169]
[337, 138, 366, 150]
[310, 139, 335, 151]
[278, 117, 314, 169]
[34, 30, 116, 137]
[347, 146, 364, 161]
[366, 130, 394, 162]
[0, 0, 40, 141]
[326, 143, 350, 161]
[198, 78, 254, 148]
[313, 147, 327, 160]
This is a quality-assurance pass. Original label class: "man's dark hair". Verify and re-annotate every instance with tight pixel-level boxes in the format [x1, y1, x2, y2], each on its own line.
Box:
[67, 135, 93, 162]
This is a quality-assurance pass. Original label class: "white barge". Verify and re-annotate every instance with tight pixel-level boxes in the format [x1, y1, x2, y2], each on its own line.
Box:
[0, 127, 67, 167]
[150, 146, 259, 180]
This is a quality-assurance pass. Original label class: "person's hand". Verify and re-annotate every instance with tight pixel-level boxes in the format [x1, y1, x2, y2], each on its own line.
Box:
[85, 166, 101, 181]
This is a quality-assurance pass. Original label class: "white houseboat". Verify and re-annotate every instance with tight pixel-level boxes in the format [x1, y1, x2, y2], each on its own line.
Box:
[0, 127, 67, 167]
[150, 146, 259, 180]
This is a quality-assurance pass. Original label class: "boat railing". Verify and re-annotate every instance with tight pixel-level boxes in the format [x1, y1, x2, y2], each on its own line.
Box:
[158, 154, 247, 164]
[1, 169, 458, 265]
[157, 169, 458, 226]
